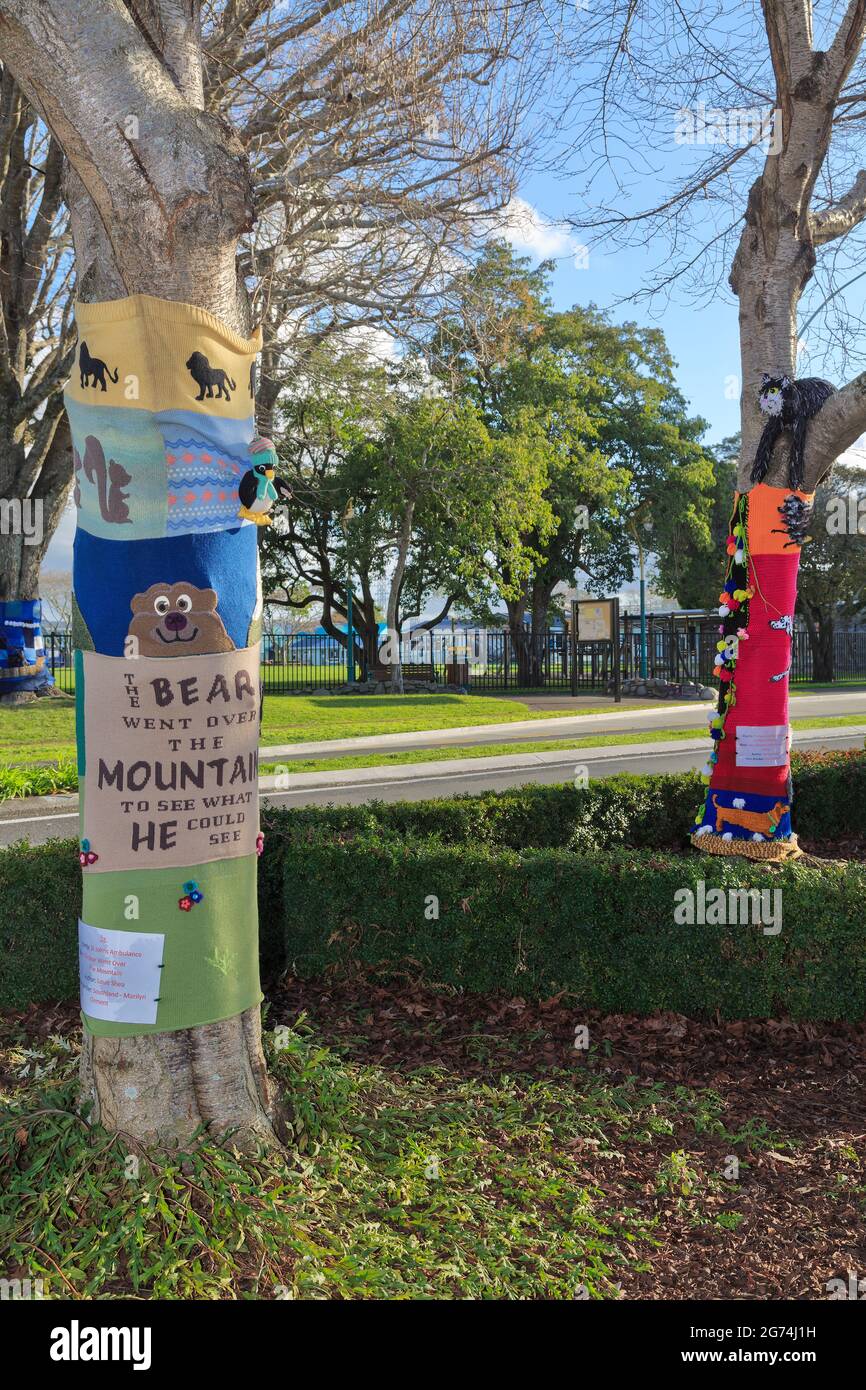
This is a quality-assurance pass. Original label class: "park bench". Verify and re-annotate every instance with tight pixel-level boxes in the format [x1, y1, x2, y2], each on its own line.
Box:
[370, 662, 438, 683]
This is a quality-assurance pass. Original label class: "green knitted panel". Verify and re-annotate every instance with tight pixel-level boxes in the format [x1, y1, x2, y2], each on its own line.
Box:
[80, 853, 261, 1036]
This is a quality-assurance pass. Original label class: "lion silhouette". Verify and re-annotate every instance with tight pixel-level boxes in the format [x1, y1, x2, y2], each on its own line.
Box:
[127, 582, 236, 657]
[79, 341, 119, 391]
[186, 351, 236, 402]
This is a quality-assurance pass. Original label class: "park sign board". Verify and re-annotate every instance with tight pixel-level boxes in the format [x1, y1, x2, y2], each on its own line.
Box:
[571, 597, 621, 701]
[573, 598, 618, 642]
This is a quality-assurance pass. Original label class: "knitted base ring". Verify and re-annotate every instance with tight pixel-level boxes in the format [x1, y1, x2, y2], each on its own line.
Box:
[690, 831, 801, 861]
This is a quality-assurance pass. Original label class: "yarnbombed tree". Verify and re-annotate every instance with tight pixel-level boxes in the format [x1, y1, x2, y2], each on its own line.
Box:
[0, 70, 74, 701]
[0, 0, 281, 1149]
[0, 0, 561, 1148]
[567, 0, 866, 860]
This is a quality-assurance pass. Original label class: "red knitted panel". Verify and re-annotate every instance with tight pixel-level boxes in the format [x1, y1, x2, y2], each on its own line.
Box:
[709, 551, 799, 800]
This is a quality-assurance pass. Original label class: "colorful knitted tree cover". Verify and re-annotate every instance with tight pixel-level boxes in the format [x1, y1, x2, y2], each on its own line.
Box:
[0, 598, 51, 693]
[66, 294, 265, 1035]
[690, 481, 812, 860]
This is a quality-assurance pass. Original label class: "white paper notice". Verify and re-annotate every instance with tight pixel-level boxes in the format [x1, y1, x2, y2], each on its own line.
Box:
[736, 724, 789, 767]
[78, 920, 164, 1025]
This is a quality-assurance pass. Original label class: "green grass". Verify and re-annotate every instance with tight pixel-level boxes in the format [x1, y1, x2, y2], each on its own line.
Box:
[0, 698, 77, 764]
[0, 1016, 728, 1300]
[1, 712, 863, 799]
[0, 693, 615, 766]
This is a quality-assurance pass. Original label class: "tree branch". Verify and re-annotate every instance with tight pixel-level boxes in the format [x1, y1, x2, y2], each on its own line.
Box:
[804, 371, 866, 487]
[811, 168, 866, 243]
[0, 0, 253, 303]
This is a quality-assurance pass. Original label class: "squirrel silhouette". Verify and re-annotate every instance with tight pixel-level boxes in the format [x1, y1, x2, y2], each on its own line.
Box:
[75, 435, 132, 524]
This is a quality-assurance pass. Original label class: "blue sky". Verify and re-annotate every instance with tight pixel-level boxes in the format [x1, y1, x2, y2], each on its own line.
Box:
[44, 98, 866, 575]
[507, 176, 743, 446]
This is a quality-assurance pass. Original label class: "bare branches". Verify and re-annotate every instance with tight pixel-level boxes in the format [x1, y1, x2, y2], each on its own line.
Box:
[200, 1, 552, 363]
[812, 167, 866, 243]
[0, 0, 253, 307]
[802, 369, 866, 487]
[826, 0, 866, 88]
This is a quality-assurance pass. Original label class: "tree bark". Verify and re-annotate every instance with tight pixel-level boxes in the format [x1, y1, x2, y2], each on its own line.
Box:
[800, 601, 835, 682]
[692, 0, 866, 861]
[385, 496, 415, 694]
[0, 0, 280, 1149]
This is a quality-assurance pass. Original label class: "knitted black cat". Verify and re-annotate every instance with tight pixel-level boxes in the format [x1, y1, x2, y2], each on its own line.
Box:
[751, 374, 835, 489]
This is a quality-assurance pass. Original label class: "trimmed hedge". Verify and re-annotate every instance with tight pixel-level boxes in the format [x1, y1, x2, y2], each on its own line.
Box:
[0, 840, 81, 1009]
[2, 749, 865, 1019]
[277, 838, 866, 1021]
[263, 748, 866, 852]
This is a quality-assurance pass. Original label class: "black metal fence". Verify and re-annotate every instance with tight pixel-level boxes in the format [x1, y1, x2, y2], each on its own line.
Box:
[619, 614, 866, 688]
[43, 620, 866, 695]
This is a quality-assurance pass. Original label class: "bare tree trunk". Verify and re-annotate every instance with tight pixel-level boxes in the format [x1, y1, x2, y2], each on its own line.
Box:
[529, 581, 555, 687]
[505, 594, 532, 687]
[0, 415, 74, 702]
[800, 602, 835, 683]
[0, 0, 280, 1149]
[0, 74, 75, 700]
[385, 498, 415, 694]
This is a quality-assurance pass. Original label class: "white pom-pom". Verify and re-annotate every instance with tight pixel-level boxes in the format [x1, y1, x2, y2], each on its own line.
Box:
[734, 549, 745, 563]
[701, 764, 713, 777]
[718, 604, 728, 616]
[694, 824, 711, 837]
[733, 798, 746, 809]
[752, 833, 764, 842]
[722, 832, 733, 840]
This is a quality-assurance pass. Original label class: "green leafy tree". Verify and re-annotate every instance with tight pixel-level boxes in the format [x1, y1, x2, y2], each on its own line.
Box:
[434, 242, 713, 683]
[654, 436, 739, 609]
[259, 344, 393, 672]
[261, 344, 550, 685]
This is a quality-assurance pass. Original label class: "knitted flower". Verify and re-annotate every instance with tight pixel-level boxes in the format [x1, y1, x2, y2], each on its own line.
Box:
[178, 896, 193, 912]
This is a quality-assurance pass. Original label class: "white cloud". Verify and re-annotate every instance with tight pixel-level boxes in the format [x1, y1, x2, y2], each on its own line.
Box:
[495, 196, 579, 261]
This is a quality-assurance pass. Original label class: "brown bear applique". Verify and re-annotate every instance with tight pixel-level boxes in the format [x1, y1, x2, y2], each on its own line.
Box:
[127, 583, 236, 657]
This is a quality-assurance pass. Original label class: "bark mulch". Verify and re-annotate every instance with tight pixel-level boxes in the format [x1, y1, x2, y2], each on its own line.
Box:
[6, 973, 864, 1300]
[272, 972, 866, 1300]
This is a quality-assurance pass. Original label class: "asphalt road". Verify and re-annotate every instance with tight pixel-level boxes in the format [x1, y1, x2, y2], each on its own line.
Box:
[3, 725, 862, 848]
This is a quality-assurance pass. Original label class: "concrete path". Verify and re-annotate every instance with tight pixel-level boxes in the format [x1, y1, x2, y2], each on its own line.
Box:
[260, 689, 866, 761]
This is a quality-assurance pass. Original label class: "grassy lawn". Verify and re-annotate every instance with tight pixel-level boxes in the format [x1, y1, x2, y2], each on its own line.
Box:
[0, 1011, 660, 1299]
[3, 983, 861, 1299]
[0, 702, 862, 797]
[0, 693, 616, 766]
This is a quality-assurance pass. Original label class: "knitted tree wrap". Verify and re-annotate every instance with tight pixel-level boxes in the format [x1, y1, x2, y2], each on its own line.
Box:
[691, 482, 813, 864]
[690, 830, 802, 861]
[68, 295, 264, 1035]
